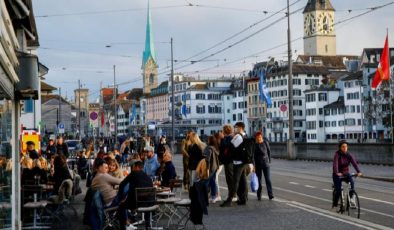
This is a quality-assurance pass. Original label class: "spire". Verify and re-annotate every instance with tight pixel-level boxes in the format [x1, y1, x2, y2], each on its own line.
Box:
[142, 0, 157, 67]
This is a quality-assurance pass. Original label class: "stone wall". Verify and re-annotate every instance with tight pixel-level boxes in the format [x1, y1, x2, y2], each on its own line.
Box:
[270, 143, 394, 165]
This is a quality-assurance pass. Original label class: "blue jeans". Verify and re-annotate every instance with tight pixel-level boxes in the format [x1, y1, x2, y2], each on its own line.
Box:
[332, 173, 354, 207]
[255, 165, 273, 198]
[208, 170, 217, 197]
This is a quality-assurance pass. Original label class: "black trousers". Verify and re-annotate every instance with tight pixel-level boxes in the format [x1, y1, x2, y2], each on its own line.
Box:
[223, 162, 234, 200]
[229, 163, 248, 202]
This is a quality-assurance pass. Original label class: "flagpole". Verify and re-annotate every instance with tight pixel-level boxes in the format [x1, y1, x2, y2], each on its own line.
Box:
[388, 29, 393, 144]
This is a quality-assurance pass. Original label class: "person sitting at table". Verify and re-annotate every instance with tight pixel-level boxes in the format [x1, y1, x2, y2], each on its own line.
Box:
[160, 151, 177, 187]
[143, 146, 160, 178]
[106, 158, 124, 179]
[117, 159, 153, 230]
[26, 141, 39, 160]
[91, 158, 122, 207]
[52, 155, 72, 195]
[31, 158, 48, 184]
[21, 157, 34, 185]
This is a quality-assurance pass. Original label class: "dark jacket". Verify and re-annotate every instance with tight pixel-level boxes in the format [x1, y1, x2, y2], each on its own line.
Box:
[333, 151, 360, 175]
[253, 139, 271, 168]
[31, 167, 48, 184]
[119, 170, 153, 210]
[53, 166, 72, 194]
[157, 143, 170, 159]
[230, 133, 247, 163]
[161, 161, 177, 187]
[45, 144, 57, 159]
[188, 144, 204, 170]
[28, 150, 39, 160]
[219, 135, 233, 165]
[190, 181, 208, 225]
[56, 143, 69, 158]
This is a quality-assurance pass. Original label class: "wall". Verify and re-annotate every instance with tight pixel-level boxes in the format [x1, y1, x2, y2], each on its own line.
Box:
[270, 143, 394, 165]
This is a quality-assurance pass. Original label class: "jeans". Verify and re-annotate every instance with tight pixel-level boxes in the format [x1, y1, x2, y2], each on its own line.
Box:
[255, 165, 273, 198]
[208, 170, 217, 197]
[214, 165, 223, 197]
[332, 173, 355, 207]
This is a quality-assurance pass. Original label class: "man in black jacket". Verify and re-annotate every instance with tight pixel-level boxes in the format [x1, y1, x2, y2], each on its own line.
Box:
[56, 136, 69, 158]
[117, 160, 153, 230]
[45, 137, 57, 160]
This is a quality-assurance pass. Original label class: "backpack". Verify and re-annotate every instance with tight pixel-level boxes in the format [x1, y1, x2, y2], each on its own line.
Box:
[240, 137, 255, 164]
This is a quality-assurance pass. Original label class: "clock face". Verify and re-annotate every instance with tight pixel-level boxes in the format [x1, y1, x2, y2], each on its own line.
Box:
[304, 14, 315, 36]
[317, 13, 334, 34]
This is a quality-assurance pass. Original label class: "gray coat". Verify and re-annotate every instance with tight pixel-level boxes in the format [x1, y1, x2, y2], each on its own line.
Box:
[204, 146, 220, 174]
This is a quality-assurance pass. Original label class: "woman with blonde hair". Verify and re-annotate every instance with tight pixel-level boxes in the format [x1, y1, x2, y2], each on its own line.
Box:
[106, 158, 124, 179]
[160, 151, 177, 187]
[188, 132, 206, 186]
[21, 157, 34, 185]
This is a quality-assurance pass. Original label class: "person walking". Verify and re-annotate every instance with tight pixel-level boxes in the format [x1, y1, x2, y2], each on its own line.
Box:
[253, 131, 274, 200]
[56, 136, 69, 158]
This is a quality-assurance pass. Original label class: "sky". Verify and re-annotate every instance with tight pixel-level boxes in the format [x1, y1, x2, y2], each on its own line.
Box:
[32, 0, 394, 102]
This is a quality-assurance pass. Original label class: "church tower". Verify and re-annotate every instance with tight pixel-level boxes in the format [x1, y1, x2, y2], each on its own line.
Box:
[142, 0, 158, 94]
[303, 0, 336, 56]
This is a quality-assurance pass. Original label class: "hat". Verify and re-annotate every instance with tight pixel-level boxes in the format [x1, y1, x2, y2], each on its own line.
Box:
[129, 159, 142, 167]
[26, 141, 35, 146]
[143, 146, 154, 152]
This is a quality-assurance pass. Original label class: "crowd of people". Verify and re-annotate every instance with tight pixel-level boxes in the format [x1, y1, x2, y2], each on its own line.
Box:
[15, 121, 364, 229]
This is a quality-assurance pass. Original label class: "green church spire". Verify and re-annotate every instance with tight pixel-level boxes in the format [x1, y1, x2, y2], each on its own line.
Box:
[142, 0, 157, 67]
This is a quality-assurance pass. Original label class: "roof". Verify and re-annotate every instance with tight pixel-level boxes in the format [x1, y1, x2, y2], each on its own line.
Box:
[303, 0, 335, 13]
[41, 95, 70, 105]
[189, 84, 207, 90]
[127, 88, 143, 100]
[296, 55, 359, 70]
[266, 64, 330, 78]
[41, 81, 57, 92]
[324, 96, 344, 109]
[341, 71, 362, 81]
[142, 0, 157, 67]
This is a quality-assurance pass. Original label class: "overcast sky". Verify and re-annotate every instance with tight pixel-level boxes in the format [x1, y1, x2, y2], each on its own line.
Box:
[33, 0, 394, 101]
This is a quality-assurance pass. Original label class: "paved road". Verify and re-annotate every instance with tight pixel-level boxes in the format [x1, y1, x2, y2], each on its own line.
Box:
[172, 155, 394, 230]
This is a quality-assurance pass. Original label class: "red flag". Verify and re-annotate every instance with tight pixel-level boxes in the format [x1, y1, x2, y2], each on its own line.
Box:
[371, 34, 390, 89]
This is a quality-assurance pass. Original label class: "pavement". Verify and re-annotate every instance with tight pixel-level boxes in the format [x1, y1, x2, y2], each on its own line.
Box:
[51, 156, 394, 230]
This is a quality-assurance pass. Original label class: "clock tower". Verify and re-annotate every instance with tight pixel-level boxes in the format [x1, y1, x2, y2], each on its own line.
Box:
[303, 0, 336, 56]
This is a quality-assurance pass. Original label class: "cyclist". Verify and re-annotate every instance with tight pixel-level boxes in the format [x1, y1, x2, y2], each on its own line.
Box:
[332, 140, 362, 210]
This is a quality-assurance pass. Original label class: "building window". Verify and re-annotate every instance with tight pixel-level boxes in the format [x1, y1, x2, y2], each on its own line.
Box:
[196, 105, 205, 114]
[195, 94, 205, 100]
[318, 93, 327, 101]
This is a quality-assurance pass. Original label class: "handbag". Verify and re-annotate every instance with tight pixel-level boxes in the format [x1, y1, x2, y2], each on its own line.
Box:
[250, 172, 258, 192]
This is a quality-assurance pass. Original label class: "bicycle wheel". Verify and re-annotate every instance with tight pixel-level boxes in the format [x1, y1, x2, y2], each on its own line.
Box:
[347, 191, 360, 219]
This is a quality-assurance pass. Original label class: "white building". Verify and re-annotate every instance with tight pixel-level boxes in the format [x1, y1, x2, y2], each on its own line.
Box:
[265, 64, 329, 142]
[222, 79, 249, 134]
[166, 74, 233, 137]
[304, 87, 340, 142]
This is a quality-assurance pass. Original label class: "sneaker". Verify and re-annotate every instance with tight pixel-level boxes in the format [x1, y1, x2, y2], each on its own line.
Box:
[126, 224, 137, 230]
[331, 206, 341, 213]
[231, 197, 238, 202]
[269, 195, 274, 200]
[236, 200, 246, 205]
[212, 196, 222, 203]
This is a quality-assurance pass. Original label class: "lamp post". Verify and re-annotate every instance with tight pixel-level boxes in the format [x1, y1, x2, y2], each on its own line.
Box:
[286, 0, 295, 159]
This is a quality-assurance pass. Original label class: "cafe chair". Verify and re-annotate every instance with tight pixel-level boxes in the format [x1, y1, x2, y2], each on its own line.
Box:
[22, 185, 51, 229]
[135, 187, 161, 230]
[47, 179, 77, 221]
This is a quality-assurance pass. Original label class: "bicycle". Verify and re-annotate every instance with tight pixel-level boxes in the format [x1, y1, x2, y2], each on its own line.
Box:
[332, 173, 360, 219]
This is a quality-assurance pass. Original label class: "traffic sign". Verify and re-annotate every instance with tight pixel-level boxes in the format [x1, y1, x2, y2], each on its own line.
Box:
[90, 112, 98, 120]
[58, 123, 65, 134]
[280, 104, 288, 112]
